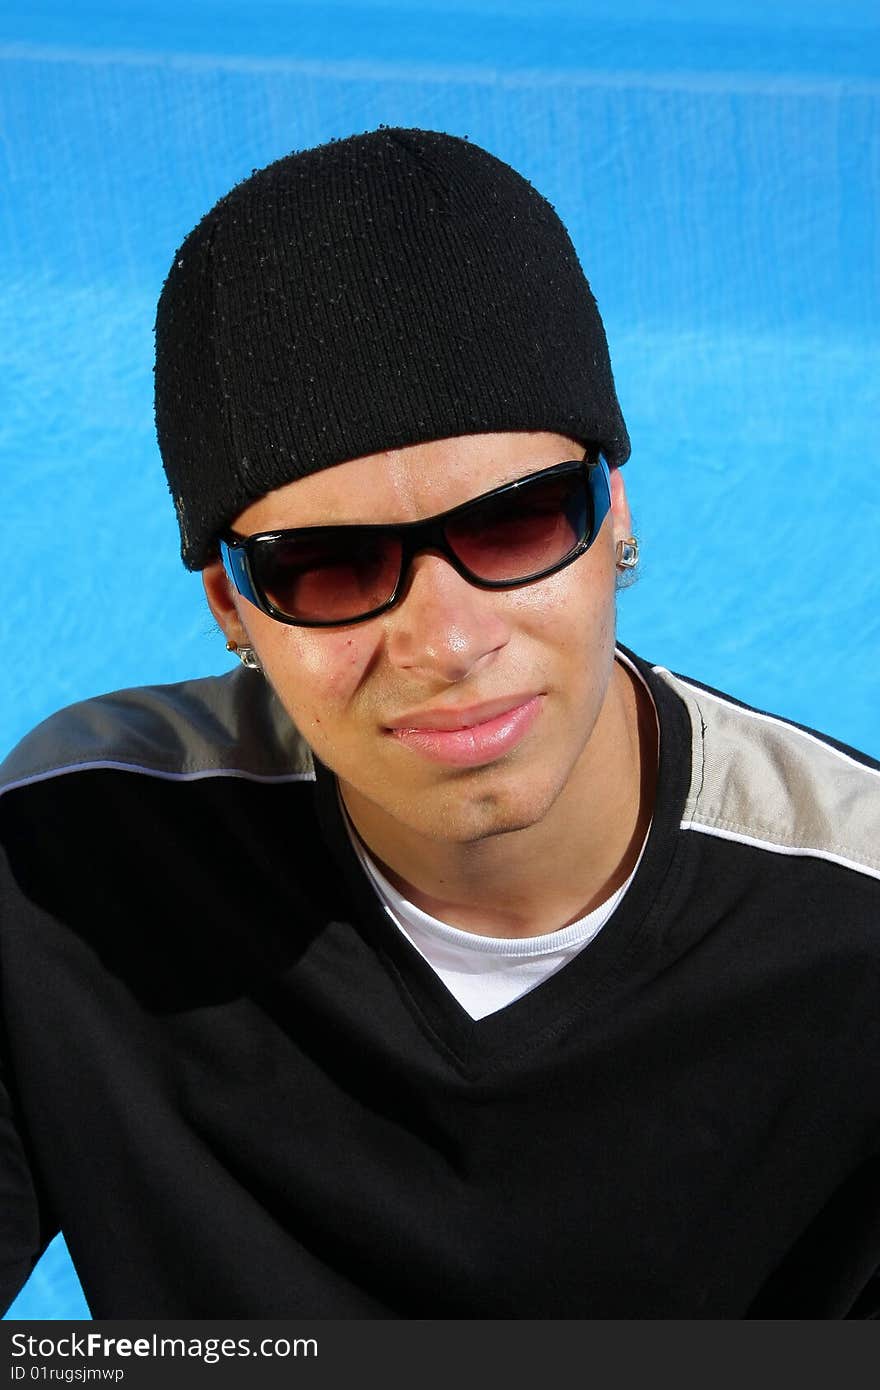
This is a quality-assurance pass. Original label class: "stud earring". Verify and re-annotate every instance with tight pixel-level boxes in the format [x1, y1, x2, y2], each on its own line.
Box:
[615, 536, 639, 570]
[226, 640, 263, 672]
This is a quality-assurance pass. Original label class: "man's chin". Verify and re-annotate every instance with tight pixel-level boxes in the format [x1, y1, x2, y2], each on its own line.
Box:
[403, 777, 565, 846]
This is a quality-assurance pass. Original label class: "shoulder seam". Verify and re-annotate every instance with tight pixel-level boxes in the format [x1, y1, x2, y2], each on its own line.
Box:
[655, 666, 880, 779]
[681, 820, 880, 883]
[652, 665, 880, 883]
[0, 670, 315, 795]
[0, 761, 316, 799]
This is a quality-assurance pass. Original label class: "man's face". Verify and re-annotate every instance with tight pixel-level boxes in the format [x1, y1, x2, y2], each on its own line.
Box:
[203, 431, 632, 847]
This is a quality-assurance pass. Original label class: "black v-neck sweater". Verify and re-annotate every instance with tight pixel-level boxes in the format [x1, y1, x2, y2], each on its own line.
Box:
[0, 651, 878, 1318]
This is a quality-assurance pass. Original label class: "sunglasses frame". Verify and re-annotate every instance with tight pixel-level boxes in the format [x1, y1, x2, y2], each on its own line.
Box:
[220, 453, 611, 629]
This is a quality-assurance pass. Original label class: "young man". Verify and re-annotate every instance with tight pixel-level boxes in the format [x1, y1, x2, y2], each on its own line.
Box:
[0, 128, 877, 1319]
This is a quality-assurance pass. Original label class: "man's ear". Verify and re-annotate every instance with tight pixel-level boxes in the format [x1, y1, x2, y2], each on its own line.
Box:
[609, 464, 633, 544]
[202, 559, 252, 649]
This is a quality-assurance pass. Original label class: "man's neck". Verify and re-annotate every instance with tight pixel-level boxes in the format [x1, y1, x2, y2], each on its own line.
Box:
[340, 660, 658, 940]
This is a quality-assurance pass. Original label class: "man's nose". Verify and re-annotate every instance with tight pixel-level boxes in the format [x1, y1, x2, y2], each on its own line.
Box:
[383, 552, 511, 682]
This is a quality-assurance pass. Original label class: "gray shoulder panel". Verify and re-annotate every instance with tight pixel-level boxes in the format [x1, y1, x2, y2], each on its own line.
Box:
[654, 667, 880, 883]
[0, 668, 315, 794]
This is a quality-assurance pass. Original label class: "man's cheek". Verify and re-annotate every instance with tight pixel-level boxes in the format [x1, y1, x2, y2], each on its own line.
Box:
[260, 642, 363, 718]
[294, 631, 374, 686]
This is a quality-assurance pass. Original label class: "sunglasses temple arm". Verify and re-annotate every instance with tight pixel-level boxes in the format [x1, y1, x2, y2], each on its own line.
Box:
[220, 539, 260, 608]
[584, 457, 611, 538]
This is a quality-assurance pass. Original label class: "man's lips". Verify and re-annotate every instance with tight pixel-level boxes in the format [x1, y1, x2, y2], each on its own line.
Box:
[384, 696, 543, 767]
[386, 694, 540, 732]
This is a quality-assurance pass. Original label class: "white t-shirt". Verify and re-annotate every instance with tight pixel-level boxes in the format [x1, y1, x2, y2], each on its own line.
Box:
[347, 825, 646, 1020]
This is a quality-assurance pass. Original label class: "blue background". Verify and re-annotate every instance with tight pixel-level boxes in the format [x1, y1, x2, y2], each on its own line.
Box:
[2, 0, 878, 1319]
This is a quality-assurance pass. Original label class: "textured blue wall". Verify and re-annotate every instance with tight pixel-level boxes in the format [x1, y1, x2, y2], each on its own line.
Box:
[2, 0, 878, 1319]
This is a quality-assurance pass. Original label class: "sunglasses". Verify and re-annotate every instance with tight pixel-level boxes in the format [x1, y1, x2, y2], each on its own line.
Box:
[220, 453, 611, 628]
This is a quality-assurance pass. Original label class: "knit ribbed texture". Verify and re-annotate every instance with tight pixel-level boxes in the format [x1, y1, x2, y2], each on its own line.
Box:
[154, 127, 630, 570]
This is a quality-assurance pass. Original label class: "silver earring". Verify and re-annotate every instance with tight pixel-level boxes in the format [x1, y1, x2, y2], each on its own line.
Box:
[616, 536, 639, 570]
[226, 640, 262, 672]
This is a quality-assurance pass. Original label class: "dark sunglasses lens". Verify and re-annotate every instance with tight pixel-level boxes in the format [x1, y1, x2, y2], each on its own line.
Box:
[445, 470, 589, 582]
[251, 531, 402, 623]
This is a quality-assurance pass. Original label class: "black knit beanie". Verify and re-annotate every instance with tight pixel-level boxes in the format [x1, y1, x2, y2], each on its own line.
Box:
[154, 126, 630, 570]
